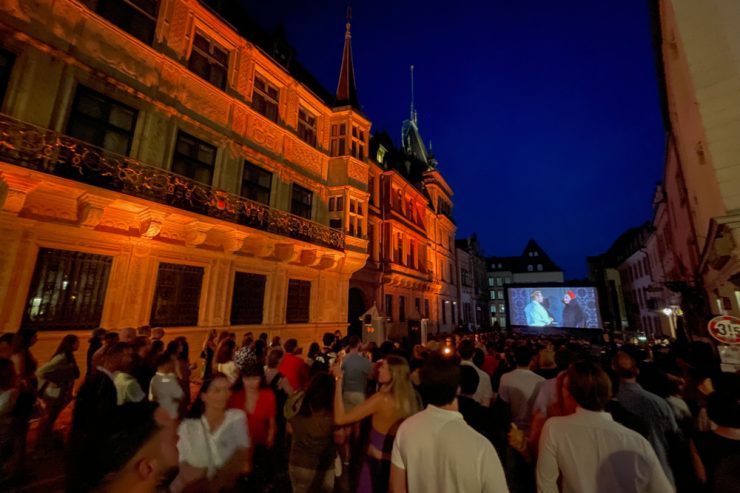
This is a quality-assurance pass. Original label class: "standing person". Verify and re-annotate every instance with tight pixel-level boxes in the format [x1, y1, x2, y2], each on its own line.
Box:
[86, 328, 106, 376]
[172, 337, 194, 411]
[287, 373, 337, 493]
[337, 335, 373, 466]
[149, 352, 184, 420]
[561, 291, 586, 328]
[214, 339, 238, 385]
[524, 291, 553, 327]
[458, 339, 493, 407]
[334, 354, 421, 493]
[691, 372, 740, 493]
[200, 329, 218, 381]
[498, 345, 545, 433]
[279, 339, 310, 392]
[91, 331, 119, 369]
[8, 328, 38, 480]
[613, 351, 679, 485]
[36, 334, 80, 449]
[265, 348, 293, 454]
[171, 373, 251, 493]
[536, 360, 673, 493]
[389, 353, 508, 493]
[457, 365, 491, 441]
[229, 348, 276, 491]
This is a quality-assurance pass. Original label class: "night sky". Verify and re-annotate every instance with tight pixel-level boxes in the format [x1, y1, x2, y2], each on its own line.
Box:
[239, 0, 666, 279]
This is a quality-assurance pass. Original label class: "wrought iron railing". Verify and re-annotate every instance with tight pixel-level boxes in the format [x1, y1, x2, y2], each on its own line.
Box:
[0, 113, 344, 250]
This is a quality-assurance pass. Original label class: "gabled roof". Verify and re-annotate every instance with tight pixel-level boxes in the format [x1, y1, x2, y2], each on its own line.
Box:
[486, 238, 563, 273]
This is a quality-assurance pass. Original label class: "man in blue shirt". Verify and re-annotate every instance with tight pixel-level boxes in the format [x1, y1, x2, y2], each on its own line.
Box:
[524, 291, 554, 327]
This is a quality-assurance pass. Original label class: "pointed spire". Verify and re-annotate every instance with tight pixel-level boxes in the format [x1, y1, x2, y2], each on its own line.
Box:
[335, 6, 360, 109]
[410, 65, 416, 124]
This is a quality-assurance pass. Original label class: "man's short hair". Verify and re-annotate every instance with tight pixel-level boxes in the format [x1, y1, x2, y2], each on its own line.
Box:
[458, 339, 475, 360]
[348, 335, 360, 349]
[459, 364, 479, 396]
[420, 353, 460, 406]
[612, 351, 639, 379]
[555, 348, 576, 371]
[513, 345, 533, 367]
[322, 332, 335, 347]
[472, 348, 486, 368]
[567, 360, 611, 411]
[530, 290, 542, 300]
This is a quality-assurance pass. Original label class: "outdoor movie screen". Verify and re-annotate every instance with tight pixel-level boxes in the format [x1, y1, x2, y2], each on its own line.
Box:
[507, 286, 602, 329]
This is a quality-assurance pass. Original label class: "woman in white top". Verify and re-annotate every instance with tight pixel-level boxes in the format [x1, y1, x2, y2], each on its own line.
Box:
[148, 352, 184, 419]
[171, 372, 251, 493]
[36, 334, 80, 448]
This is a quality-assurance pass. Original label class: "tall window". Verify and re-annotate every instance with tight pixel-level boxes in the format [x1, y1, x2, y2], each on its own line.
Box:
[399, 296, 406, 322]
[297, 108, 317, 147]
[385, 294, 393, 321]
[368, 176, 375, 204]
[150, 263, 204, 327]
[66, 85, 138, 155]
[348, 198, 363, 237]
[351, 125, 365, 160]
[230, 272, 266, 325]
[23, 248, 112, 330]
[171, 131, 216, 185]
[84, 0, 160, 45]
[286, 279, 310, 323]
[0, 49, 15, 107]
[396, 233, 403, 264]
[408, 240, 416, 269]
[424, 299, 430, 318]
[441, 301, 447, 324]
[252, 75, 279, 123]
[330, 123, 347, 156]
[291, 184, 313, 219]
[241, 162, 272, 205]
[188, 33, 228, 90]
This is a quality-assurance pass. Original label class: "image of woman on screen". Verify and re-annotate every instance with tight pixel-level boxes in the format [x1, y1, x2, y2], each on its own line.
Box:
[561, 290, 586, 328]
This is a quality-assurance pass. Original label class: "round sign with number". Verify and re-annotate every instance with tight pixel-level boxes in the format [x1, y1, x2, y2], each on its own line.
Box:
[707, 315, 740, 345]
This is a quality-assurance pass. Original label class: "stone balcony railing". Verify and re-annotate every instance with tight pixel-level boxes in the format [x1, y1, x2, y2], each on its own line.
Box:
[0, 113, 345, 251]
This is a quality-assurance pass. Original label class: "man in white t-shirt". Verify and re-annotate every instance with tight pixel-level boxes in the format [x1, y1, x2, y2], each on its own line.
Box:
[498, 345, 544, 433]
[390, 353, 509, 493]
[536, 360, 673, 493]
[458, 339, 493, 407]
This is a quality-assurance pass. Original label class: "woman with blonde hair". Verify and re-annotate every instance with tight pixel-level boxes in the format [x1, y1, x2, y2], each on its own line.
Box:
[333, 354, 420, 493]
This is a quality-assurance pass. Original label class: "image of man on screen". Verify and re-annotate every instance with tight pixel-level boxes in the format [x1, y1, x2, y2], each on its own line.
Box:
[525, 290, 554, 326]
[562, 290, 586, 328]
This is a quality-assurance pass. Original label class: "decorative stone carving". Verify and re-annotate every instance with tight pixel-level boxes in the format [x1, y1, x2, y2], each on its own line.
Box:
[248, 117, 282, 154]
[223, 231, 249, 253]
[297, 249, 321, 267]
[184, 222, 212, 247]
[137, 209, 168, 239]
[232, 106, 248, 136]
[284, 137, 322, 176]
[0, 173, 38, 215]
[273, 243, 299, 263]
[348, 159, 368, 183]
[76, 193, 112, 229]
[317, 254, 338, 270]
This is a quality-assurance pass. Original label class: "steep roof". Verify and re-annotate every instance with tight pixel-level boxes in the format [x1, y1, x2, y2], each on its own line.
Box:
[335, 18, 360, 110]
[487, 239, 563, 273]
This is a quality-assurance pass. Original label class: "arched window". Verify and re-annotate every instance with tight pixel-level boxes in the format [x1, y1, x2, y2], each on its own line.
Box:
[527, 264, 533, 272]
[537, 264, 543, 271]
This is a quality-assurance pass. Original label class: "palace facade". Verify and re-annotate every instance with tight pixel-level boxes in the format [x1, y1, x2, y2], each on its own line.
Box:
[0, 0, 370, 366]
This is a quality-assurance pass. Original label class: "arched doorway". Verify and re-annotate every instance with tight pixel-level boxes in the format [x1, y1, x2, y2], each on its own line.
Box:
[347, 287, 366, 338]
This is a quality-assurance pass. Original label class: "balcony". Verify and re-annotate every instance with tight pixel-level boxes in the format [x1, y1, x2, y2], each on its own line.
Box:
[0, 113, 344, 251]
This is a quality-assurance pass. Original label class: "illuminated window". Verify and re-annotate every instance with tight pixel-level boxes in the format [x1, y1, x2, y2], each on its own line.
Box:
[151, 263, 204, 327]
[86, 0, 160, 45]
[171, 131, 216, 185]
[252, 75, 279, 123]
[297, 108, 317, 147]
[330, 123, 347, 156]
[348, 198, 363, 238]
[188, 33, 228, 90]
[23, 248, 113, 330]
[241, 162, 272, 206]
[491, 305, 496, 313]
[286, 279, 310, 323]
[537, 264, 543, 271]
[66, 85, 138, 156]
[527, 264, 533, 272]
[290, 184, 313, 219]
[230, 272, 266, 325]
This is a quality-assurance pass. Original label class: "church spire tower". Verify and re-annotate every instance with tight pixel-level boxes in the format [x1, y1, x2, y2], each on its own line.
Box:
[335, 7, 360, 109]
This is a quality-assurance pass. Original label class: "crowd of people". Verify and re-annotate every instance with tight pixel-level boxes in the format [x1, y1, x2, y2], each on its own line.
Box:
[0, 324, 738, 493]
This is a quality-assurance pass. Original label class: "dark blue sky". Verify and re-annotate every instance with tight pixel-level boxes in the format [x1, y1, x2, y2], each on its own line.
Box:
[240, 0, 666, 279]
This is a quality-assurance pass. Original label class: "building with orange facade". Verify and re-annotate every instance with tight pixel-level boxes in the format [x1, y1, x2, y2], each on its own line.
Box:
[348, 105, 458, 340]
[0, 0, 374, 368]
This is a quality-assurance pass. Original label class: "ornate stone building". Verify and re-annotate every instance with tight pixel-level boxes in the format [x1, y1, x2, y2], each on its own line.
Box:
[349, 107, 458, 339]
[0, 0, 370, 366]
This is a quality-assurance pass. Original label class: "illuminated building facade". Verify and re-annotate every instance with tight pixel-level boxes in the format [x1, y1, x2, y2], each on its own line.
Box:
[0, 0, 370, 366]
[349, 109, 458, 339]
